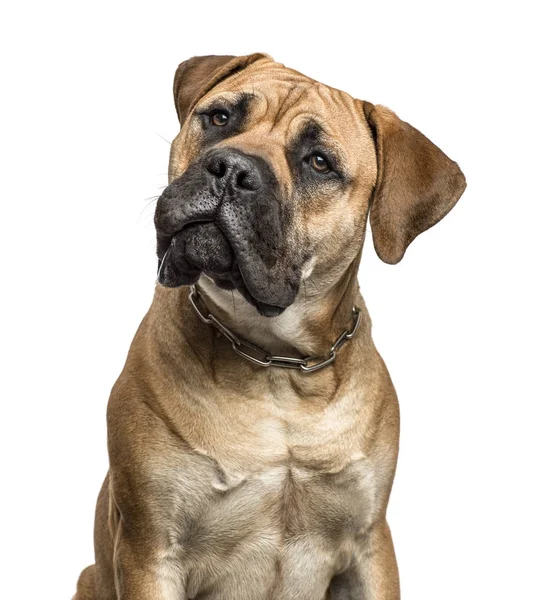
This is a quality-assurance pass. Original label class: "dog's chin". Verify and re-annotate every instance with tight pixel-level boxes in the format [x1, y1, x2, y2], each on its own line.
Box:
[157, 223, 286, 318]
[212, 272, 286, 318]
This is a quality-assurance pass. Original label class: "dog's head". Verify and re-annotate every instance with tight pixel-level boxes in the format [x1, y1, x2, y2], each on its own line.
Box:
[155, 54, 466, 316]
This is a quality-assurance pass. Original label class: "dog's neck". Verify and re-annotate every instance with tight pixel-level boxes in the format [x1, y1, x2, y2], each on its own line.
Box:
[150, 260, 363, 371]
[184, 260, 362, 361]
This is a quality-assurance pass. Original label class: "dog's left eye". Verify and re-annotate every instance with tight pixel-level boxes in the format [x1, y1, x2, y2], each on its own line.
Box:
[210, 111, 229, 126]
[309, 153, 331, 174]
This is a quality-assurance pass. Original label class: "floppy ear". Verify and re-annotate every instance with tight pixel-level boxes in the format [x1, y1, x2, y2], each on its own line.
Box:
[173, 53, 270, 125]
[363, 102, 466, 264]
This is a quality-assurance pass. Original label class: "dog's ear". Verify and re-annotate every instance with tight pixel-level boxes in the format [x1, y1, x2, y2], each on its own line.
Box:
[173, 54, 270, 125]
[363, 102, 466, 264]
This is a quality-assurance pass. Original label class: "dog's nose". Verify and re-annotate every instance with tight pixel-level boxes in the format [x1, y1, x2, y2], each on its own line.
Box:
[205, 149, 262, 192]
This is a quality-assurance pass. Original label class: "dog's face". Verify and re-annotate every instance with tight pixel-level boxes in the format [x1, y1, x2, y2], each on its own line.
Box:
[155, 54, 466, 316]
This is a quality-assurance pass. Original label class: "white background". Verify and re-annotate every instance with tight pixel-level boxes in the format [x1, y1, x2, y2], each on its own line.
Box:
[1, 1, 556, 598]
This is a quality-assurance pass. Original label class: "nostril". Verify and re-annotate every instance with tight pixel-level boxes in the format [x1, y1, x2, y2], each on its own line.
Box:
[236, 169, 260, 191]
[206, 157, 227, 178]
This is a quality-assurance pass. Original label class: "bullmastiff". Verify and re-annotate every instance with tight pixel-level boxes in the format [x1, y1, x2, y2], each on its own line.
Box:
[75, 53, 466, 600]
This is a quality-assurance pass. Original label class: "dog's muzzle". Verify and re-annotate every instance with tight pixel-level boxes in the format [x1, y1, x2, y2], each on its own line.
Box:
[154, 148, 301, 316]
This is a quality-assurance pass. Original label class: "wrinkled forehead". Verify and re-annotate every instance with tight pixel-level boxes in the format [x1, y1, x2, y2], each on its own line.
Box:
[195, 61, 374, 156]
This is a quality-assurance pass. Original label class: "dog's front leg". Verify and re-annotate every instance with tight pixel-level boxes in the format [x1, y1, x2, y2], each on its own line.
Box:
[112, 523, 184, 600]
[329, 520, 400, 600]
[367, 520, 400, 600]
[106, 391, 188, 600]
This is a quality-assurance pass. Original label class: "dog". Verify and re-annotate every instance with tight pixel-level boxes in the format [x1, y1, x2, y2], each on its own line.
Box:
[74, 53, 465, 600]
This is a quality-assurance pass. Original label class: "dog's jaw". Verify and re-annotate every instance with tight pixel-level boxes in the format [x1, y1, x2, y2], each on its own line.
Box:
[156, 223, 289, 317]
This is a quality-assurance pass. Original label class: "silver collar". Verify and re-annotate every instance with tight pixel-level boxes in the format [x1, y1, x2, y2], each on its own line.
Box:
[189, 285, 361, 373]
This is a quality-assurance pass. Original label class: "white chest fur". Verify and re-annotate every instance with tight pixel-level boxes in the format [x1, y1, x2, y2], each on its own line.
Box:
[156, 383, 381, 598]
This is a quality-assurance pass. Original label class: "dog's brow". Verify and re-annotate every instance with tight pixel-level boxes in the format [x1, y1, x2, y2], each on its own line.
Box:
[197, 92, 255, 113]
[294, 119, 335, 147]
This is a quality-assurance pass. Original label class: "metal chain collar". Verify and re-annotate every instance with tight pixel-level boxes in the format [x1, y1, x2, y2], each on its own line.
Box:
[188, 285, 362, 373]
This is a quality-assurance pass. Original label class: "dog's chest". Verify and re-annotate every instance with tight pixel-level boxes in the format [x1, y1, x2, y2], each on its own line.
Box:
[166, 386, 379, 595]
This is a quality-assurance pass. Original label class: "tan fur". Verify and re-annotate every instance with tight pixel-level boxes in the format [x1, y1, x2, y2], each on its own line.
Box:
[74, 54, 465, 600]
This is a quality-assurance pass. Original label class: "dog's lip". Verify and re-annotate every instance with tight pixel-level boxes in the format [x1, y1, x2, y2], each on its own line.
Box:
[211, 262, 286, 317]
[156, 237, 178, 283]
[157, 223, 286, 317]
[230, 266, 286, 317]
[156, 217, 214, 260]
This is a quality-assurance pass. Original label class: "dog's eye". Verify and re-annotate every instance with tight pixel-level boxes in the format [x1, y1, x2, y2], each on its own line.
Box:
[309, 153, 331, 173]
[210, 111, 229, 127]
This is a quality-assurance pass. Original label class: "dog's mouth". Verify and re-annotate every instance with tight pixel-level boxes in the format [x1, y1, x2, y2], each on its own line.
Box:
[156, 222, 286, 317]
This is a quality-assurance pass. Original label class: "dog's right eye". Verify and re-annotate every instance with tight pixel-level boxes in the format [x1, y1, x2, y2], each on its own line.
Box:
[210, 111, 229, 127]
[309, 153, 331, 174]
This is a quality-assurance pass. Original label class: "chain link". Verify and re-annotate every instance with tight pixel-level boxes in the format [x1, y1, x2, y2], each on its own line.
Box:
[188, 285, 361, 373]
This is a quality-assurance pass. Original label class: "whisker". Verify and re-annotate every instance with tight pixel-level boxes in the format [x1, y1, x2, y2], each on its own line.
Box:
[305, 276, 319, 292]
[231, 289, 237, 327]
[156, 133, 172, 145]
[138, 196, 160, 222]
